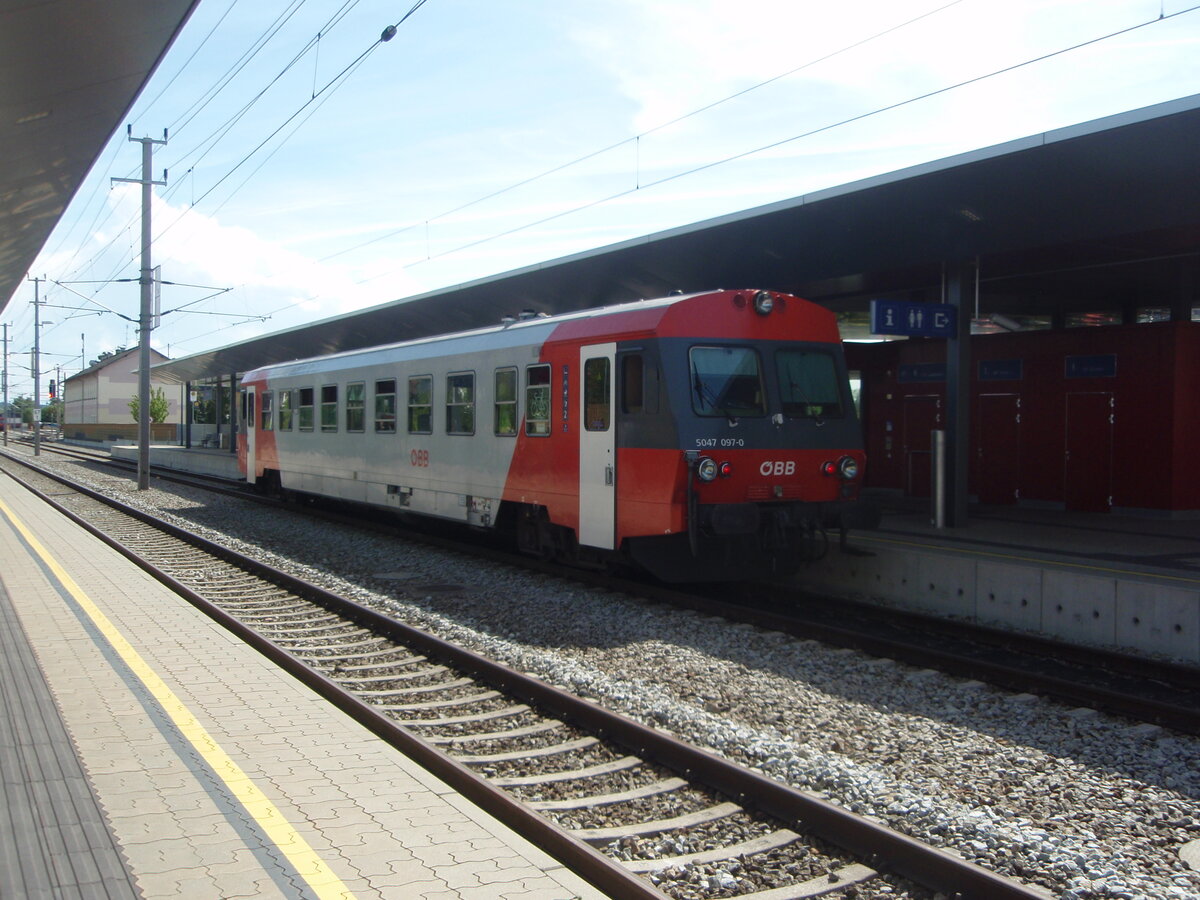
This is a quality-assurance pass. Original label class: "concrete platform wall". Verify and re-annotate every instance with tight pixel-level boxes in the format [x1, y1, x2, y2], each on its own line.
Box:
[109, 445, 242, 480]
[797, 544, 1200, 664]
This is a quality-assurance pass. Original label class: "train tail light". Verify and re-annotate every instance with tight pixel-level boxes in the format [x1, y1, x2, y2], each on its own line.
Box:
[822, 456, 859, 480]
[718, 461, 733, 478]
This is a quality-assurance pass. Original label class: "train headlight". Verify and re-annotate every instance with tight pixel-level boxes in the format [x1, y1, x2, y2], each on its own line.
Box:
[837, 455, 859, 480]
[697, 457, 718, 482]
[753, 290, 774, 316]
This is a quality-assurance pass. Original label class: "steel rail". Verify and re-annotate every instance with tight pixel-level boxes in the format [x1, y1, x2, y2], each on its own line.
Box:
[1, 456, 1051, 899]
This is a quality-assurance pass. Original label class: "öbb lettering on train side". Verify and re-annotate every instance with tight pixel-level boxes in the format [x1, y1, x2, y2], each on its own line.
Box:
[410, 449, 429, 467]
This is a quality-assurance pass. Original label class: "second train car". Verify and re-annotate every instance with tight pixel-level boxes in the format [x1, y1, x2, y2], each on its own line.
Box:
[238, 289, 872, 581]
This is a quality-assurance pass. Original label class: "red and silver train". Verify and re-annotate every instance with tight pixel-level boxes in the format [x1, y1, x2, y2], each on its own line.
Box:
[238, 289, 873, 581]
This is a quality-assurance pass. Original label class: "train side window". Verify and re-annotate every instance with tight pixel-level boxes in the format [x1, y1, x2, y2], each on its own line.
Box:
[584, 357, 610, 431]
[525, 364, 551, 436]
[278, 389, 294, 431]
[446, 372, 475, 435]
[298, 387, 314, 431]
[346, 382, 365, 432]
[321, 385, 338, 432]
[621, 355, 643, 413]
[494, 367, 517, 436]
[408, 375, 432, 434]
[260, 391, 273, 431]
[375, 379, 396, 433]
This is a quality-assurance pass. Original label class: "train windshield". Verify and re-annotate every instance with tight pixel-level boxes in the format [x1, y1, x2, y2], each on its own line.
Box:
[776, 348, 844, 418]
[689, 346, 766, 418]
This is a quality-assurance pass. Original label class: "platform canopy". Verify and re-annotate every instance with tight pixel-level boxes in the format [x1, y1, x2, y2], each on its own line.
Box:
[0, 0, 201, 312]
[152, 93, 1200, 384]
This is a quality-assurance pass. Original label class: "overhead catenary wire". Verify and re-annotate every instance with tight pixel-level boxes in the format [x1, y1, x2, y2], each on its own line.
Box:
[358, 3, 1200, 280]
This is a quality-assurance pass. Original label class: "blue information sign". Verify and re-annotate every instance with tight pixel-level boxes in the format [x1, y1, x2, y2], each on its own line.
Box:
[870, 299, 958, 338]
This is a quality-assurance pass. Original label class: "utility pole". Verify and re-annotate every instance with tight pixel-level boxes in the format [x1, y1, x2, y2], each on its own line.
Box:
[29, 275, 44, 456]
[2, 322, 8, 448]
[113, 126, 167, 490]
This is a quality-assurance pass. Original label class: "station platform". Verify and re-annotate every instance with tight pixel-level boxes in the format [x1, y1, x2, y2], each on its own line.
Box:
[108, 442, 241, 480]
[804, 493, 1200, 665]
[0, 474, 605, 899]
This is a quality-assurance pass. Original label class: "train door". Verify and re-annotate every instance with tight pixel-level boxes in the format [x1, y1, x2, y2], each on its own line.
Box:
[1065, 392, 1113, 512]
[242, 386, 257, 485]
[579, 343, 616, 549]
[976, 394, 1020, 505]
[902, 394, 941, 497]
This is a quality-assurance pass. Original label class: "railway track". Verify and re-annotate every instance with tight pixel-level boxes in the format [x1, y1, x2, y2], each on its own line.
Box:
[0, 451, 1049, 899]
[14, 440, 1200, 735]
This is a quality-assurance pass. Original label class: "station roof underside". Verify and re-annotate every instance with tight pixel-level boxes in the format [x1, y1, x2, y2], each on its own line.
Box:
[0, 0, 200, 312]
[154, 93, 1200, 385]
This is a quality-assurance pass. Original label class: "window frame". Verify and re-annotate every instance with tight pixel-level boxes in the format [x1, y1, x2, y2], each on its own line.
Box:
[278, 389, 294, 431]
[525, 364, 551, 436]
[346, 381, 366, 433]
[407, 375, 433, 434]
[445, 371, 475, 435]
[298, 387, 315, 431]
[494, 367, 518, 436]
[320, 384, 338, 433]
[583, 357, 611, 432]
[374, 378, 396, 433]
[260, 390, 273, 431]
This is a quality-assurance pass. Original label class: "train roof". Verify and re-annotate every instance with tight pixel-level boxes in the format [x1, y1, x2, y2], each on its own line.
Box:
[241, 291, 695, 381]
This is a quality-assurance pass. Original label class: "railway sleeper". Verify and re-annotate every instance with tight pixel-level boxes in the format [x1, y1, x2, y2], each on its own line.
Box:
[423, 719, 565, 745]
[575, 801, 743, 844]
[530, 777, 689, 811]
[454, 735, 598, 764]
[392, 704, 530, 727]
[491, 755, 643, 787]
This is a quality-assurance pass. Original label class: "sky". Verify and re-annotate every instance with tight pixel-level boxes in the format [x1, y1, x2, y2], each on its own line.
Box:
[6, 0, 1200, 397]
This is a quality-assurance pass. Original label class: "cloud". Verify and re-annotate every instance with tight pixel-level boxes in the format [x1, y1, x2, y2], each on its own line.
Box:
[93, 184, 427, 354]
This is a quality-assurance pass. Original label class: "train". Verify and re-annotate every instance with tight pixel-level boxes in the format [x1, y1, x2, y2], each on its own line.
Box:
[238, 289, 874, 582]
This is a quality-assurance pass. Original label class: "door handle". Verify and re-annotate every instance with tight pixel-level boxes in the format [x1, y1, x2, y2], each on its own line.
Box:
[604, 464, 614, 486]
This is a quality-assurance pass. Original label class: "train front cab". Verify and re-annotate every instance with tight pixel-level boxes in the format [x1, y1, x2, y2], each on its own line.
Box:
[597, 298, 873, 582]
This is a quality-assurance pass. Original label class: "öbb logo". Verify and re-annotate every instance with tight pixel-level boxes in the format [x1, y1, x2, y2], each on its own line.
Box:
[759, 460, 795, 476]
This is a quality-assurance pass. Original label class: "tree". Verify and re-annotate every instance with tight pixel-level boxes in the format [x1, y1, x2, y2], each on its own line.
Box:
[129, 387, 170, 424]
[12, 395, 34, 426]
[41, 400, 63, 424]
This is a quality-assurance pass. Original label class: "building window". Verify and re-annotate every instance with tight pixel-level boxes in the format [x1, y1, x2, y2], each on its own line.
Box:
[298, 387, 314, 431]
[446, 372, 475, 434]
[375, 379, 396, 433]
[408, 375, 432, 434]
[525, 364, 551, 436]
[260, 391, 273, 431]
[494, 368, 517, 436]
[278, 389, 294, 431]
[321, 385, 338, 432]
[346, 382, 365, 432]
